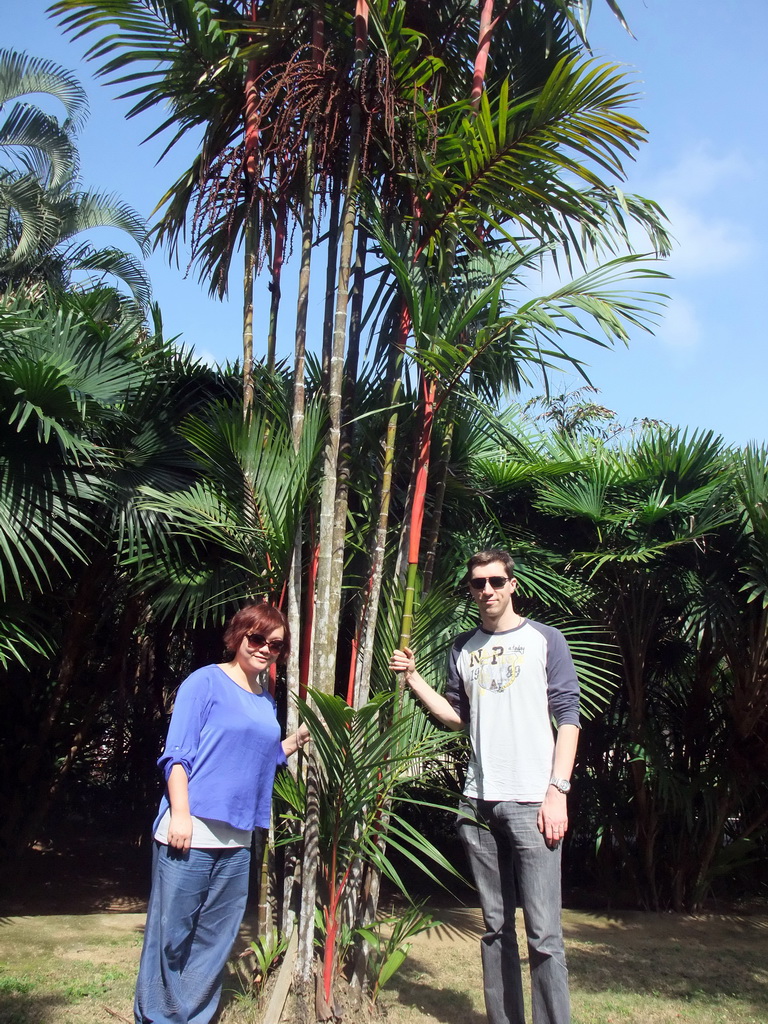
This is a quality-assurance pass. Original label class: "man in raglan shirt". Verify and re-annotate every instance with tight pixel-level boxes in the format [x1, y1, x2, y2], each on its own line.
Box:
[389, 548, 579, 1024]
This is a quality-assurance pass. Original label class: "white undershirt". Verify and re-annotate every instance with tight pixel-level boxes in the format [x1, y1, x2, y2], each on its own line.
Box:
[154, 808, 253, 848]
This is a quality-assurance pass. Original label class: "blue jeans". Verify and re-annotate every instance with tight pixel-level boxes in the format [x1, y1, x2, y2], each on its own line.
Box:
[134, 842, 251, 1024]
[458, 799, 570, 1024]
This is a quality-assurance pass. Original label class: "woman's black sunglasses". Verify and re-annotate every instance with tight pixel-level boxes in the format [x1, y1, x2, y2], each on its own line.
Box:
[244, 633, 286, 654]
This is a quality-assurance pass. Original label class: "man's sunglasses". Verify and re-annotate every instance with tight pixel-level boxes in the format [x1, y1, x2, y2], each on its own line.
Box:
[468, 576, 510, 591]
[244, 632, 286, 655]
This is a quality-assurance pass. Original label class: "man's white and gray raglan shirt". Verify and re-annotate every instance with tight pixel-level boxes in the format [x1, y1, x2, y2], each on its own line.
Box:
[445, 619, 580, 803]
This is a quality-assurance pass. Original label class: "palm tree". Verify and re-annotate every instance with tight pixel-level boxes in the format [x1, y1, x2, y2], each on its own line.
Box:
[0, 49, 151, 304]
[0, 286, 221, 861]
[50, 0, 335, 403]
[49, 0, 679, 1002]
[0, 48, 86, 186]
[516, 424, 767, 910]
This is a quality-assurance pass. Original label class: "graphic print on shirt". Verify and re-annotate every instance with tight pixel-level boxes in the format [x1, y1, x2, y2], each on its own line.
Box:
[469, 642, 525, 694]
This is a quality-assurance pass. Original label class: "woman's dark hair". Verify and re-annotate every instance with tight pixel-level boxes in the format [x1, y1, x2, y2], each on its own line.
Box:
[223, 604, 291, 664]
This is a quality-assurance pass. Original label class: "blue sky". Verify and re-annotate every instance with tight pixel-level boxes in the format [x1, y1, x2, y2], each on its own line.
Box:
[4, 1, 766, 446]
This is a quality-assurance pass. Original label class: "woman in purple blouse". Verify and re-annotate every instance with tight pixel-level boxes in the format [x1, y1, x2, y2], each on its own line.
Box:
[134, 603, 309, 1024]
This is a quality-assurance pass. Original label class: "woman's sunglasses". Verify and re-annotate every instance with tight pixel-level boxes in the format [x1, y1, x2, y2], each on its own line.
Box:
[468, 576, 510, 591]
[244, 632, 286, 655]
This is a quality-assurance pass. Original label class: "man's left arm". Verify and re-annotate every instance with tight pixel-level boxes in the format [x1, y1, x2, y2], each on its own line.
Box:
[538, 625, 581, 847]
[538, 723, 579, 847]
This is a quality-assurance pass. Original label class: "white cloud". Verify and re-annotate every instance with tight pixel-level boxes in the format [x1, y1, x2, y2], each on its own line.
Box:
[654, 293, 701, 351]
[641, 146, 757, 277]
[195, 348, 223, 368]
[173, 341, 222, 368]
[659, 197, 754, 275]
[651, 148, 753, 201]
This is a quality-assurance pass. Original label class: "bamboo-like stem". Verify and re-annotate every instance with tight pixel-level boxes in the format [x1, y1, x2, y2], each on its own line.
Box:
[321, 179, 341, 379]
[421, 417, 454, 594]
[352, 305, 408, 709]
[286, 133, 316, 739]
[241, 211, 257, 416]
[312, 0, 367, 698]
[470, 0, 497, 109]
[266, 195, 287, 374]
[295, 754, 321, 1011]
[399, 376, 436, 649]
[242, 3, 260, 414]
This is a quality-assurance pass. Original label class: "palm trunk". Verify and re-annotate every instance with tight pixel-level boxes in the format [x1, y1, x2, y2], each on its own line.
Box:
[295, 754, 321, 1020]
[346, 310, 408, 1001]
[471, 0, 497, 109]
[344, 222, 367, 391]
[312, 0, 367, 698]
[421, 417, 454, 593]
[266, 195, 287, 373]
[242, 209, 258, 416]
[399, 376, 436, 650]
[321, 180, 341, 378]
[242, 10, 260, 413]
[352, 304, 408, 709]
[283, 127, 318, 940]
[299, 8, 369, 1011]
[336, 223, 368, 704]
[286, 133, 316, 737]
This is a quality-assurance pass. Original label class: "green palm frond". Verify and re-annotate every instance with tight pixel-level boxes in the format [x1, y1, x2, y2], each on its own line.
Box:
[0, 102, 78, 188]
[0, 292, 155, 601]
[274, 689, 466, 894]
[0, 601, 55, 670]
[0, 49, 86, 191]
[420, 59, 671, 262]
[66, 243, 152, 306]
[0, 171, 62, 263]
[549, 619, 619, 719]
[54, 188, 149, 254]
[733, 445, 768, 608]
[0, 49, 88, 128]
[130, 394, 325, 619]
[534, 462, 619, 522]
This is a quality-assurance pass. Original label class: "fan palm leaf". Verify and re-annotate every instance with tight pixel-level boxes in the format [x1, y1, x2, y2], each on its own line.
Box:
[131, 394, 325, 621]
[0, 292, 151, 600]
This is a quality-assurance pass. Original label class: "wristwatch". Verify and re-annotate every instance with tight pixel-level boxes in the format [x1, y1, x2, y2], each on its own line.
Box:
[549, 776, 571, 794]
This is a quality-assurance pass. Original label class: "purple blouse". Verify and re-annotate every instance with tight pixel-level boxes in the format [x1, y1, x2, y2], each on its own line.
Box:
[154, 664, 287, 832]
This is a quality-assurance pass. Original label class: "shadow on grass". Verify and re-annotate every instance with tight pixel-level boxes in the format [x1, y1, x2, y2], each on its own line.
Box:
[384, 961, 487, 1024]
[422, 906, 485, 944]
[0, 989, 70, 1024]
[379, 905, 487, 1024]
[565, 911, 768, 1016]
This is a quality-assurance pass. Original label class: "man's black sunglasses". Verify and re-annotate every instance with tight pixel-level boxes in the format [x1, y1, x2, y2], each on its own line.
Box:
[244, 632, 286, 654]
[468, 576, 510, 591]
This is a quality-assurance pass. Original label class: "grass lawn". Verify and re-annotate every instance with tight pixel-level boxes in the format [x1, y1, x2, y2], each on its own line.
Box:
[0, 903, 766, 1023]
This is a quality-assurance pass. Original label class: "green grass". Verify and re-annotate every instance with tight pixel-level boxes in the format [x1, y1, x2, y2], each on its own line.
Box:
[0, 916, 141, 1024]
[0, 906, 766, 1023]
[377, 906, 768, 1024]
[0, 975, 35, 995]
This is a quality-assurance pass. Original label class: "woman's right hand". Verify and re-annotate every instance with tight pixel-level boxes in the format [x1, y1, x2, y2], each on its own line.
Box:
[167, 812, 193, 851]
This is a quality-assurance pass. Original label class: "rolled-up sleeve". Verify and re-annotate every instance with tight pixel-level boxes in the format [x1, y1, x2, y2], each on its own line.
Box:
[157, 675, 209, 780]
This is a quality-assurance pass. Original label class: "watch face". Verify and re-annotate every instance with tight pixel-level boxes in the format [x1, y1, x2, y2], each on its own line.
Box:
[552, 778, 570, 793]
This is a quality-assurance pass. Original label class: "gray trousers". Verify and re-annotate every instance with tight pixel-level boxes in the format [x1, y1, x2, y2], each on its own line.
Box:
[458, 799, 570, 1024]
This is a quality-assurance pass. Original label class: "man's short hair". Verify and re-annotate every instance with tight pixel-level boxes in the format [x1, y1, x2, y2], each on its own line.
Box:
[467, 548, 516, 580]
